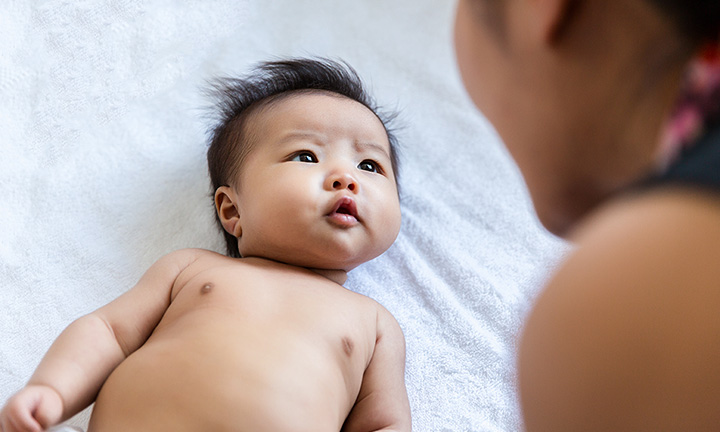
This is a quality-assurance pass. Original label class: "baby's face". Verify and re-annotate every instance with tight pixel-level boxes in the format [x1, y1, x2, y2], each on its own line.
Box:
[229, 92, 401, 272]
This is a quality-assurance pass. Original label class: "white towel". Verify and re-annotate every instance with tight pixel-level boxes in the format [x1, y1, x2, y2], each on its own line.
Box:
[47, 426, 83, 432]
[0, 1, 566, 430]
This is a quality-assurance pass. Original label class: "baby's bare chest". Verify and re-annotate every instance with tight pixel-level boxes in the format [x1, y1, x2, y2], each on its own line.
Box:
[155, 265, 377, 364]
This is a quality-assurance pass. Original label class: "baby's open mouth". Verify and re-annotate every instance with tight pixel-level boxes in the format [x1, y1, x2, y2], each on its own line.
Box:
[327, 197, 359, 225]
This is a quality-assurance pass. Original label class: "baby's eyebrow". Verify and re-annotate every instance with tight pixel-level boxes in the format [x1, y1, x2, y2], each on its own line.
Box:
[278, 130, 326, 145]
[354, 141, 391, 160]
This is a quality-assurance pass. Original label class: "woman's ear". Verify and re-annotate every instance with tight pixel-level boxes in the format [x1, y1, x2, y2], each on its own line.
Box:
[529, 0, 580, 45]
[214, 186, 242, 238]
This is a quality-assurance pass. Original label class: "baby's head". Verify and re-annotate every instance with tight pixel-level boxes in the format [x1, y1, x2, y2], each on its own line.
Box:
[206, 58, 401, 272]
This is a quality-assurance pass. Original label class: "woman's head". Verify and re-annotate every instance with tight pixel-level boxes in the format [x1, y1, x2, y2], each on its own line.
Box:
[454, 0, 720, 236]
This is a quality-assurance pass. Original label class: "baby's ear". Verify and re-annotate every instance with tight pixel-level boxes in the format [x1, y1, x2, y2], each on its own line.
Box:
[214, 186, 242, 238]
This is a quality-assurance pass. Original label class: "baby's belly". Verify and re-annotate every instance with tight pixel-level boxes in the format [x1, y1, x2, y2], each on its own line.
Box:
[88, 315, 351, 432]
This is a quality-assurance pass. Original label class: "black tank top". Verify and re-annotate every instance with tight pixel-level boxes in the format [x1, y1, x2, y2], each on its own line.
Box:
[651, 124, 720, 192]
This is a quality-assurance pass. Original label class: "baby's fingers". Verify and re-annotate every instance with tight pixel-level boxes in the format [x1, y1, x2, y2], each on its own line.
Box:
[1, 398, 43, 432]
[1, 386, 63, 432]
[30, 387, 63, 430]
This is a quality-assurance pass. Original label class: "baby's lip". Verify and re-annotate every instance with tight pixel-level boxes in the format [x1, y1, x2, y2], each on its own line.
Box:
[327, 196, 360, 223]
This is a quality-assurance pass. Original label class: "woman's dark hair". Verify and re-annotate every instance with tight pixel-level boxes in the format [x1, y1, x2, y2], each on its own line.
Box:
[205, 58, 400, 258]
[647, 0, 720, 43]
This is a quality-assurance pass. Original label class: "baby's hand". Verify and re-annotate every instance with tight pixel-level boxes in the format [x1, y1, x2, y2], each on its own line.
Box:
[0, 385, 63, 432]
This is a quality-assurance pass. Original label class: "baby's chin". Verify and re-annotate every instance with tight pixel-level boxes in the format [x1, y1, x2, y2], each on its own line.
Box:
[251, 247, 384, 273]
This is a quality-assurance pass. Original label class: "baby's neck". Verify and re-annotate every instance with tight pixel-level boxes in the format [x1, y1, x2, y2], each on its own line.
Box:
[309, 268, 348, 285]
[240, 256, 348, 285]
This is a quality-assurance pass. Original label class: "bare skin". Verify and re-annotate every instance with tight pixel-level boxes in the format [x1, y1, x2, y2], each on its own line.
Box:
[89, 250, 407, 432]
[0, 92, 410, 432]
[2, 250, 409, 432]
[520, 188, 720, 431]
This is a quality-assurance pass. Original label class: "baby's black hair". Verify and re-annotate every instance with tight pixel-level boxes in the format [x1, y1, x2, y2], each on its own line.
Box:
[206, 58, 400, 258]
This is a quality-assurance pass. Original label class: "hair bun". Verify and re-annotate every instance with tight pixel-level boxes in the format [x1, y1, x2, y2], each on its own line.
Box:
[649, 0, 720, 43]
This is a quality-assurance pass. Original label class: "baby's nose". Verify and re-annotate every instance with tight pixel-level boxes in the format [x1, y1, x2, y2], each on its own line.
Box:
[328, 172, 357, 192]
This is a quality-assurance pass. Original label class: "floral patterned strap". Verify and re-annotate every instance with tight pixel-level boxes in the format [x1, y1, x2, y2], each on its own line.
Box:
[658, 42, 720, 169]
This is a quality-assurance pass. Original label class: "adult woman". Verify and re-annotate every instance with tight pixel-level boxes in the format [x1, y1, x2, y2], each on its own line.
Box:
[454, 1, 720, 430]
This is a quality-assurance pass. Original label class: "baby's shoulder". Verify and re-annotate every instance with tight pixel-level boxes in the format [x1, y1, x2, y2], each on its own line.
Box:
[343, 292, 402, 337]
[166, 248, 236, 269]
[161, 248, 234, 295]
[158, 247, 225, 263]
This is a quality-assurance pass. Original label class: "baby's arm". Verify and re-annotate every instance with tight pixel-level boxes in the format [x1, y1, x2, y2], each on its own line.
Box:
[0, 248, 204, 432]
[342, 306, 411, 432]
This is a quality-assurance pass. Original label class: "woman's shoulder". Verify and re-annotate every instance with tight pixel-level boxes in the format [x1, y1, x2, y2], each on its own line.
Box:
[576, 185, 720, 248]
[566, 186, 720, 297]
[519, 189, 720, 430]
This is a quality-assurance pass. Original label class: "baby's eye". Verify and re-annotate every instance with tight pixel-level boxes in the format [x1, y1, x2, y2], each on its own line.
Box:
[358, 159, 381, 173]
[290, 151, 318, 163]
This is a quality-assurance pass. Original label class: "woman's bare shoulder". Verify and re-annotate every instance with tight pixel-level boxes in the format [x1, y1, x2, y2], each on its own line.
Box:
[519, 187, 720, 431]
[573, 185, 720, 242]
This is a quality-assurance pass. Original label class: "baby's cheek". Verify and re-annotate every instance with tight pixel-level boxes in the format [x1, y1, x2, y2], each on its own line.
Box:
[375, 210, 401, 250]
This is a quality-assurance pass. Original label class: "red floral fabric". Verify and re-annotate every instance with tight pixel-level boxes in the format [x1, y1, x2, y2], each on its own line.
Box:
[658, 43, 720, 169]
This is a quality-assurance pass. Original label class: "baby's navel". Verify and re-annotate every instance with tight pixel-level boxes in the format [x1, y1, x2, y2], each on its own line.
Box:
[200, 283, 213, 294]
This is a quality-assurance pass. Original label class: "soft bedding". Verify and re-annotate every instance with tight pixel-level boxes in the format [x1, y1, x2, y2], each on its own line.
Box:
[0, 1, 566, 430]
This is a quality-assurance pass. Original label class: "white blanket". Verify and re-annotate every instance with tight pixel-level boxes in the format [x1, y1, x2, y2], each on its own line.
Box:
[0, 1, 566, 430]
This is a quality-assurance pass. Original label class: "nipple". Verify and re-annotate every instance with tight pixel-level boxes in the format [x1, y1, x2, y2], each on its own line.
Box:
[200, 283, 213, 294]
[341, 336, 354, 357]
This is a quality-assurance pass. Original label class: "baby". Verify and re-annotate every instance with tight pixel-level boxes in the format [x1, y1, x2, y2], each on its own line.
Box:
[0, 58, 411, 432]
